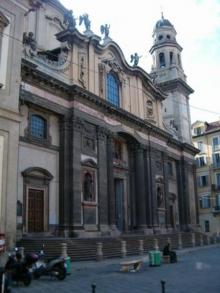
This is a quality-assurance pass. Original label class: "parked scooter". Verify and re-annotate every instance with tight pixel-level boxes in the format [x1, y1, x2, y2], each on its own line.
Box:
[4, 249, 38, 287]
[0, 267, 11, 293]
[32, 249, 66, 281]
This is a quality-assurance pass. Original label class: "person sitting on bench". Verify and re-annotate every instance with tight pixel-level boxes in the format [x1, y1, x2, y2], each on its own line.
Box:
[163, 242, 177, 263]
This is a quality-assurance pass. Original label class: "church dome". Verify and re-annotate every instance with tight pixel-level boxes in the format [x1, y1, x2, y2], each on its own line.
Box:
[155, 16, 173, 29]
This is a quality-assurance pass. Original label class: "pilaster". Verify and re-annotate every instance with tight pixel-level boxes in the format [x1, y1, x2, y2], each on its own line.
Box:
[134, 145, 147, 228]
[107, 133, 116, 226]
[97, 126, 108, 230]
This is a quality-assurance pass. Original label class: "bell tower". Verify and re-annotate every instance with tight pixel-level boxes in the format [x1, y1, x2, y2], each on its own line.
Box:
[150, 14, 193, 144]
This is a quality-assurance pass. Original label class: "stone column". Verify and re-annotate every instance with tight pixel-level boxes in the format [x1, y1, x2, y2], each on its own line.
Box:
[178, 233, 183, 250]
[153, 238, 159, 250]
[148, 146, 159, 229]
[71, 116, 84, 228]
[97, 127, 108, 231]
[59, 116, 71, 234]
[135, 146, 147, 229]
[96, 242, 103, 261]
[176, 158, 191, 230]
[162, 154, 170, 229]
[107, 134, 116, 227]
[121, 240, 127, 258]
[139, 239, 144, 255]
[144, 145, 153, 228]
[61, 243, 68, 258]
[191, 233, 195, 247]
[200, 234, 204, 246]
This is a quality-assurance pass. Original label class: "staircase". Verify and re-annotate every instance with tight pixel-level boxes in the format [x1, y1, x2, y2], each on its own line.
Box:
[17, 232, 212, 261]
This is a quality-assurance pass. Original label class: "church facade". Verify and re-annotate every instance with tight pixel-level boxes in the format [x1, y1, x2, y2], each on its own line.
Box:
[1, 0, 199, 244]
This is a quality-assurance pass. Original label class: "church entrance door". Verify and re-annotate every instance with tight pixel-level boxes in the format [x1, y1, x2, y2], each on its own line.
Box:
[28, 188, 44, 232]
[115, 178, 124, 231]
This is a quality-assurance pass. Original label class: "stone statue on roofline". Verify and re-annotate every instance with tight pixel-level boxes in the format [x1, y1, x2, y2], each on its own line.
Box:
[79, 13, 93, 36]
[100, 24, 111, 43]
[130, 52, 142, 66]
[63, 9, 76, 31]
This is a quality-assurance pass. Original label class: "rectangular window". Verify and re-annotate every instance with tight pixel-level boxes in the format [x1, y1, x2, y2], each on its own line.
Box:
[196, 156, 206, 167]
[216, 173, 220, 188]
[199, 195, 211, 209]
[194, 127, 201, 135]
[204, 220, 210, 232]
[197, 141, 204, 153]
[216, 194, 220, 208]
[212, 153, 220, 167]
[212, 137, 220, 151]
[197, 175, 209, 187]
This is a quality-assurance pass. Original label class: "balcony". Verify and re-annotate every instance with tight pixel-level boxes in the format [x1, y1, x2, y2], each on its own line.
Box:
[212, 206, 220, 215]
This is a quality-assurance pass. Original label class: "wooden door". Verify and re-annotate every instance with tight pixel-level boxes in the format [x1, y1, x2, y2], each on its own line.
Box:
[28, 189, 44, 232]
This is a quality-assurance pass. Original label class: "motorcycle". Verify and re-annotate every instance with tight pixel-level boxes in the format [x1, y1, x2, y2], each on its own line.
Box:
[32, 250, 67, 281]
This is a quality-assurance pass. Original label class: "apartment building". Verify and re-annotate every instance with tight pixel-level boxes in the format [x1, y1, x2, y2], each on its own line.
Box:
[192, 120, 220, 235]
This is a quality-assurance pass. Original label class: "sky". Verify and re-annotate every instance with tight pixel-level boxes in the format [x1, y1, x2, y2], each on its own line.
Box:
[60, 0, 220, 124]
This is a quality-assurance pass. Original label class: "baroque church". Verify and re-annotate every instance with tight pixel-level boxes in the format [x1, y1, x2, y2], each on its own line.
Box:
[0, 0, 199, 246]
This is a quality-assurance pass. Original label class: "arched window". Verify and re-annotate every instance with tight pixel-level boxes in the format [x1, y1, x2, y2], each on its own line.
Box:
[30, 114, 47, 139]
[169, 52, 173, 65]
[159, 52, 166, 68]
[107, 73, 120, 107]
[177, 54, 182, 67]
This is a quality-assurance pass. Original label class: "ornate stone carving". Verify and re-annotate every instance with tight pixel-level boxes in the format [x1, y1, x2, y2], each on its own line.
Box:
[83, 136, 96, 152]
[45, 15, 65, 30]
[98, 63, 106, 97]
[72, 116, 84, 131]
[78, 53, 87, 88]
[101, 57, 122, 73]
[25, 0, 45, 16]
[97, 126, 107, 140]
[23, 32, 37, 58]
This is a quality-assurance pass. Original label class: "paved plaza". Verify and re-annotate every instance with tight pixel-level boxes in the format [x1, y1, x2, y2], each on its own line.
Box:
[13, 245, 220, 293]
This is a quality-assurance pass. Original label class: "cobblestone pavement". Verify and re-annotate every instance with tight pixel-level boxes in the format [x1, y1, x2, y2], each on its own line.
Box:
[12, 245, 220, 293]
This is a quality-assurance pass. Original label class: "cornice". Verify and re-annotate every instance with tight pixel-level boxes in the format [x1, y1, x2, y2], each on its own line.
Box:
[21, 59, 198, 155]
[158, 78, 194, 95]
[21, 58, 70, 99]
[149, 42, 182, 54]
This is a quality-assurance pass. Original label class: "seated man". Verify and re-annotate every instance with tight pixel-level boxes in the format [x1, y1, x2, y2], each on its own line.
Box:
[163, 242, 177, 263]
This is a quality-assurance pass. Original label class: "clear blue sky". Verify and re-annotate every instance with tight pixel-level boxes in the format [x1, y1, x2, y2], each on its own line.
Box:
[61, 0, 220, 123]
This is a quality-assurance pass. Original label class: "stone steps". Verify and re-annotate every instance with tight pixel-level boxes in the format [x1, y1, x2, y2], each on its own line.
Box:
[17, 232, 210, 261]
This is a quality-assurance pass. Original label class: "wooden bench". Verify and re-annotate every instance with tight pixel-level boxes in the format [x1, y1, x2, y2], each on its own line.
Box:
[120, 259, 143, 272]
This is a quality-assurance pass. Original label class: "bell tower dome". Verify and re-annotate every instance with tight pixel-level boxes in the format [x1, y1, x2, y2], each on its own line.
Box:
[150, 14, 194, 144]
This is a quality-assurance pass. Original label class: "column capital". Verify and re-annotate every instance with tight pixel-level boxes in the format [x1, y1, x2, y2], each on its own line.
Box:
[97, 126, 107, 140]
[72, 115, 84, 131]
